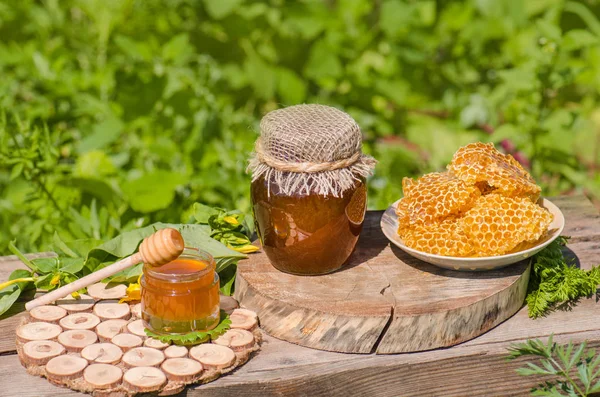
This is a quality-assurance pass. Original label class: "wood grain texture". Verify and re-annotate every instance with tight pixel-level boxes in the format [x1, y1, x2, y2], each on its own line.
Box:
[236, 212, 530, 354]
[0, 195, 599, 396]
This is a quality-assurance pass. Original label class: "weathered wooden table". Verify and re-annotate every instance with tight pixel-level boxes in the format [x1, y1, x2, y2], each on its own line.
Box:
[0, 195, 599, 397]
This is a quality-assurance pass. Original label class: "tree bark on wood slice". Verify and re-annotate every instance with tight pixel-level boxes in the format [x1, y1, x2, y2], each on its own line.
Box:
[164, 345, 187, 359]
[122, 347, 165, 368]
[123, 367, 167, 393]
[81, 343, 123, 364]
[111, 334, 143, 351]
[55, 294, 95, 313]
[17, 322, 62, 342]
[29, 305, 67, 323]
[213, 329, 255, 352]
[229, 309, 258, 331]
[86, 283, 127, 300]
[93, 301, 131, 321]
[144, 338, 170, 350]
[83, 363, 123, 389]
[219, 295, 239, 315]
[96, 320, 129, 342]
[59, 313, 101, 330]
[126, 319, 146, 337]
[45, 355, 88, 381]
[189, 344, 235, 370]
[21, 340, 65, 365]
[235, 211, 530, 354]
[161, 358, 202, 382]
[57, 330, 98, 352]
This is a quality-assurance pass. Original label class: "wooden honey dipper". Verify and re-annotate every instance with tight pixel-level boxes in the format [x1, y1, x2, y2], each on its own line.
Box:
[25, 228, 185, 311]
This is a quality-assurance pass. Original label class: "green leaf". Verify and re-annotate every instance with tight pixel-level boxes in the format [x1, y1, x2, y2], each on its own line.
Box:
[121, 171, 187, 213]
[202, 0, 243, 19]
[562, 29, 599, 51]
[304, 40, 343, 81]
[78, 116, 124, 153]
[7, 241, 37, 272]
[161, 34, 190, 62]
[276, 67, 307, 105]
[0, 286, 21, 317]
[32, 258, 59, 274]
[53, 232, 79, 258]
[218, 263, 237, 296]
[59, 257, 84, 274]
[144, 311, 232, 345]
[192, 203, 221, 224]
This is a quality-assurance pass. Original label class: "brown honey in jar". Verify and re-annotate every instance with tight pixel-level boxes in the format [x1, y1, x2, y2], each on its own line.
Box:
[252, 177, 367, 275]
[141, 248, 220, 335]
[248, 104, 376, 275]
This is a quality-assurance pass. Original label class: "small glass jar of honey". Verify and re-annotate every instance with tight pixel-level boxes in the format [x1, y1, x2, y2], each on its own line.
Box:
[141, 248, 220, 335]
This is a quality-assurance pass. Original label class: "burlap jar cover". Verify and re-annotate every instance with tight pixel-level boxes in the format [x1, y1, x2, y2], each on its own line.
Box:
[247, 104, 377, 196]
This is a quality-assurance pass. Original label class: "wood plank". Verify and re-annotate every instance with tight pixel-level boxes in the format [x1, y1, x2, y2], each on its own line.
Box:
[551, 194, 600, 242]
[4, 330, 600, 397]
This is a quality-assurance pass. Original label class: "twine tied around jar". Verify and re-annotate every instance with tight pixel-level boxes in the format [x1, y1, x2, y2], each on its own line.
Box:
[247, 104, 377, 197]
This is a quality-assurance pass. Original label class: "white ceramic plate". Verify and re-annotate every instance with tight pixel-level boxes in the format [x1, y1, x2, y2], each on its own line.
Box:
[380, 198, 565, 271]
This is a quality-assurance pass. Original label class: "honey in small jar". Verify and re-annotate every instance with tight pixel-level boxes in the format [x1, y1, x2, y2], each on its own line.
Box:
[141, 248, 220, 335]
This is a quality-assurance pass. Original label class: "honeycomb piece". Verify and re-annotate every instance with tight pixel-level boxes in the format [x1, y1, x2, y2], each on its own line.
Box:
[458, 194, 553, 256]
[447, 142, 541, 201]
[399, 218, 475, 257]
[401, 172, 481, 226]
[395, 197, 410, 232]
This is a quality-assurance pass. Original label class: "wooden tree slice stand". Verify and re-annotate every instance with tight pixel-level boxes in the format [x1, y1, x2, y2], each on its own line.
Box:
[235, 212, 530, 354]
[16, 285, 261, 396]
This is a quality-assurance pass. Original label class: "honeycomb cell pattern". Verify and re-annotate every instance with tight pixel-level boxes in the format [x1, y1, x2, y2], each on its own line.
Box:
[396, 142, 553, 257]
[447, 142, 541, 202]
[458, 194, 553, 256]
[401, 172, 481, 226]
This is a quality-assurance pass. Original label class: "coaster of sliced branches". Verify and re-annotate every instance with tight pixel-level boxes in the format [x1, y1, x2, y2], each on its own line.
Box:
[15, 283, 261, 396]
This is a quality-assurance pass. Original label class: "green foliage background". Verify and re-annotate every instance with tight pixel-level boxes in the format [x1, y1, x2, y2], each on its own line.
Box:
[1, 0, 599, 254]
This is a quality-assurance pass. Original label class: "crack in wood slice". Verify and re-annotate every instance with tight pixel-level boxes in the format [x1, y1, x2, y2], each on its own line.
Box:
[96, 320, 129, 342]
[81, 343, 123, 364]
[189, 344, 235, 370]
[123, 366, 167, 393]
[29, 306, 67, 323]
[86, 283, 128, 300]
[213, 329, 255, 352]
[122, 347, 165, 368]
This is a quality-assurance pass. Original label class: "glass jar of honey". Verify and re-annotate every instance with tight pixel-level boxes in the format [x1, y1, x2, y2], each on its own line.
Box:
[247, 104, 376, 275]
[141, 248, 220, 335]
[251, 177, 367, 275]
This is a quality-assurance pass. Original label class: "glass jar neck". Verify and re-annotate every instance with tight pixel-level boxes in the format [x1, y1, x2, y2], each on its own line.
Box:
[143, 247, 215, 283]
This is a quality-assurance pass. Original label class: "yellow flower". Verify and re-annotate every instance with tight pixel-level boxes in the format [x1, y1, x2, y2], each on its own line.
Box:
[119, 274, 142, 303]
[223, 216, 239, 226]
[50, 274, 61, 286]
[235, 244, 260, 254]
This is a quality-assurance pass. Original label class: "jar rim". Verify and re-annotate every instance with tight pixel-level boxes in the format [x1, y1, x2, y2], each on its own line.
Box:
[143, 247, 215, 282]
